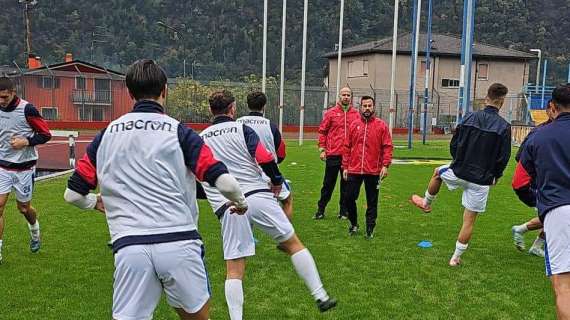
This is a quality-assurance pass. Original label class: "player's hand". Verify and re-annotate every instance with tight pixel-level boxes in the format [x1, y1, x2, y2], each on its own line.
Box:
[319, 151, 326, 161]
[229, 200, 248, 215]
[342, 170, 348, 181]
[95, 194, 105, 213]
[10, 136, 29, 150]
[380, 166, 389, 180]
[270, 182, 283, 198]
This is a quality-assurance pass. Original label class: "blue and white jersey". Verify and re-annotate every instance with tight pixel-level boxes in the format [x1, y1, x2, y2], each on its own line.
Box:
[237, 112, 286, 163]
[67, 100, 228, 253]
[200, 116, 277, 215]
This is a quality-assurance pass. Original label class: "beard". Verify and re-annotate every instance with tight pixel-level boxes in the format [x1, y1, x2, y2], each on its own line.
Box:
[362, 111, 373, 118]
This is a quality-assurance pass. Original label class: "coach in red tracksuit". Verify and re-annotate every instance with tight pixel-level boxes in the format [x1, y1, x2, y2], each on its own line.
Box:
[342, 95, 393, 238]
[314, 87, 360, 220]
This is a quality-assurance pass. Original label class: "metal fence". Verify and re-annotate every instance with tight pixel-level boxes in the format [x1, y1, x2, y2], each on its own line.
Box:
[4, 69, 531, 129]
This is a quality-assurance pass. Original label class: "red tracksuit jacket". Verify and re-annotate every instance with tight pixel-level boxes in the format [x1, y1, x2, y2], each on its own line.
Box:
[342, 115, 393, 175]
[318, 103, 360, 156]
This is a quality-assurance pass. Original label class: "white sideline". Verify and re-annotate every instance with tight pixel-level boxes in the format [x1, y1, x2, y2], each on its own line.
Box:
[35, 169, 74, 182]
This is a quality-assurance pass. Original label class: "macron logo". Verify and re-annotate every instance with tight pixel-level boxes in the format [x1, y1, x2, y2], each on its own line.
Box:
[109, 120, 174, 133]
[202, 127, 238, 139]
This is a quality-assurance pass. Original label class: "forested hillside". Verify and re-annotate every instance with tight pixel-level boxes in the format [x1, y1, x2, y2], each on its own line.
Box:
[1, 0, 568, 84]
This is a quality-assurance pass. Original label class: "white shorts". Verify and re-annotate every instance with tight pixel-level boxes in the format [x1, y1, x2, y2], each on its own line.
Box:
[0, 167, 34, 202]
[113, 240, 210, 320]
[221, 208, 256, 260]
[544, 205, 570, 276]
[437, 165, 490, 213]
[220, 192, 295, 260]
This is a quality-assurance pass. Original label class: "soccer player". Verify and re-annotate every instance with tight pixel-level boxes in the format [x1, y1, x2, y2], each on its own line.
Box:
[236, 91, 292, 219]
[63, 60, 247, 320]
[315, 87, 360, 219]
[200, 90, 336, 320]
[513, 84, 570, 319]
[511, 100, 557, 257]
[0, 76, 51, 264]
[410, 83, 511, 266]
[342, 96, 393, 238]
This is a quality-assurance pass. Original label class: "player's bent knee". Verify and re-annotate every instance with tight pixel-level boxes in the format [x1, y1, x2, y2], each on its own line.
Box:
[226, 258, 246, 280]
[280, 234, 306, 256]
[16, 203, 31, 214]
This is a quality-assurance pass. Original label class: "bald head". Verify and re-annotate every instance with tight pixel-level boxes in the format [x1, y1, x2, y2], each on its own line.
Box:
[339, 87, 352, 106]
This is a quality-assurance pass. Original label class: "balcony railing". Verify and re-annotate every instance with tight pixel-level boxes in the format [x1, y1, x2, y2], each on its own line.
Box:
[72, 90, 111, 105]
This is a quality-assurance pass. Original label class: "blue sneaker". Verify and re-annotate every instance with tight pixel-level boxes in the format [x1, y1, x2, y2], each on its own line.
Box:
[30, 239, 41, 253]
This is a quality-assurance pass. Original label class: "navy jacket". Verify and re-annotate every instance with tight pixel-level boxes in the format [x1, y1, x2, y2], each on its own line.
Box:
[514, 112, 570, 221]
[450, 106, 511, 185]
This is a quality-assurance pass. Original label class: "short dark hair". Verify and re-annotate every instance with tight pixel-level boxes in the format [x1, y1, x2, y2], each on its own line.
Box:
[487, 83, 508, 101]
[360, 95, 375, 104]
[209, 90, 235, 115]
[125, 59, 167, 101]
[0, 77, 15, 91]
[247, 91, 267, 111]
[552, 84, 570, 110]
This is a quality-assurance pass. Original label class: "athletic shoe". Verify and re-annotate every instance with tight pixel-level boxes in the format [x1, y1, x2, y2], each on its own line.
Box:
[449, 256, 461, 267]
[409, 195, 432, 213]
[511, 226, 526, 251]
[317, 297, 337, 312]
[314, 212, 325, 220]
[348, 225, 359, 236]
[337, 214, 347, 220]
[30, 239, 41, 253]
[529, 245, 545, 257]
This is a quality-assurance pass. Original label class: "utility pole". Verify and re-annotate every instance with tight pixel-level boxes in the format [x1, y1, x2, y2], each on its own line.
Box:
[457, 0, 477, 124]
[407, 0, 421, 149]
[422, 0, 433, 145]
[388, 0, 400, 135]
[19, 0, 38, 64]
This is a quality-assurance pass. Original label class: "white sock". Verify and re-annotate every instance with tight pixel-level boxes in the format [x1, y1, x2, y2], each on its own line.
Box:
[532, 237, 545, 248]
[514, 224, 528, 234]
[291, 248, 329, 301]
[28, 221, 40, 241]
[225, 279, 243, 320]
[424, 191, 436, 206]
[0, 239, 3, 252]
[452, 241, 469, 259]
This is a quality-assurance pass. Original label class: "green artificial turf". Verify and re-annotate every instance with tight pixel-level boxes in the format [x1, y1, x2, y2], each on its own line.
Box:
[0, 140, 554, 319]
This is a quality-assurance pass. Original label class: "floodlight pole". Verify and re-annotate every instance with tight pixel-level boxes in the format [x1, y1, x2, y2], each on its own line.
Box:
[457, 0, 477, 124]
[299, 0, 308, 146]
[335, 0, 345, 99]
[278, 0, 287, 133]
[388, 0, 399, 135]
[407, 0, 421, 149]
[262, 0, 268, 93]
[422, 0, 433, 145]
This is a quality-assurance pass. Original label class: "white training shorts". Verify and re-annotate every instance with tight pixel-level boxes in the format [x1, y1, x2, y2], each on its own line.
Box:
[112, 240, 210, 320]
[437, 164, 490, 213]
[0, 167, 34, 202]
[220, 191, 295, 260]
[221, 206, 256, 260]
[544, 205, 570, 276]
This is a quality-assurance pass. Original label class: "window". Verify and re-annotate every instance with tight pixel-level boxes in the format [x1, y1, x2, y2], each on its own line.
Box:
[39, 76, 60, 89]
[78, 105, 105, 121]
[75, 77, 86, 89]
[41, 107, 58, 120]
[348, 60, 369, 78]
[478, 63, 489, 80]
[441, 78, 460, 88]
